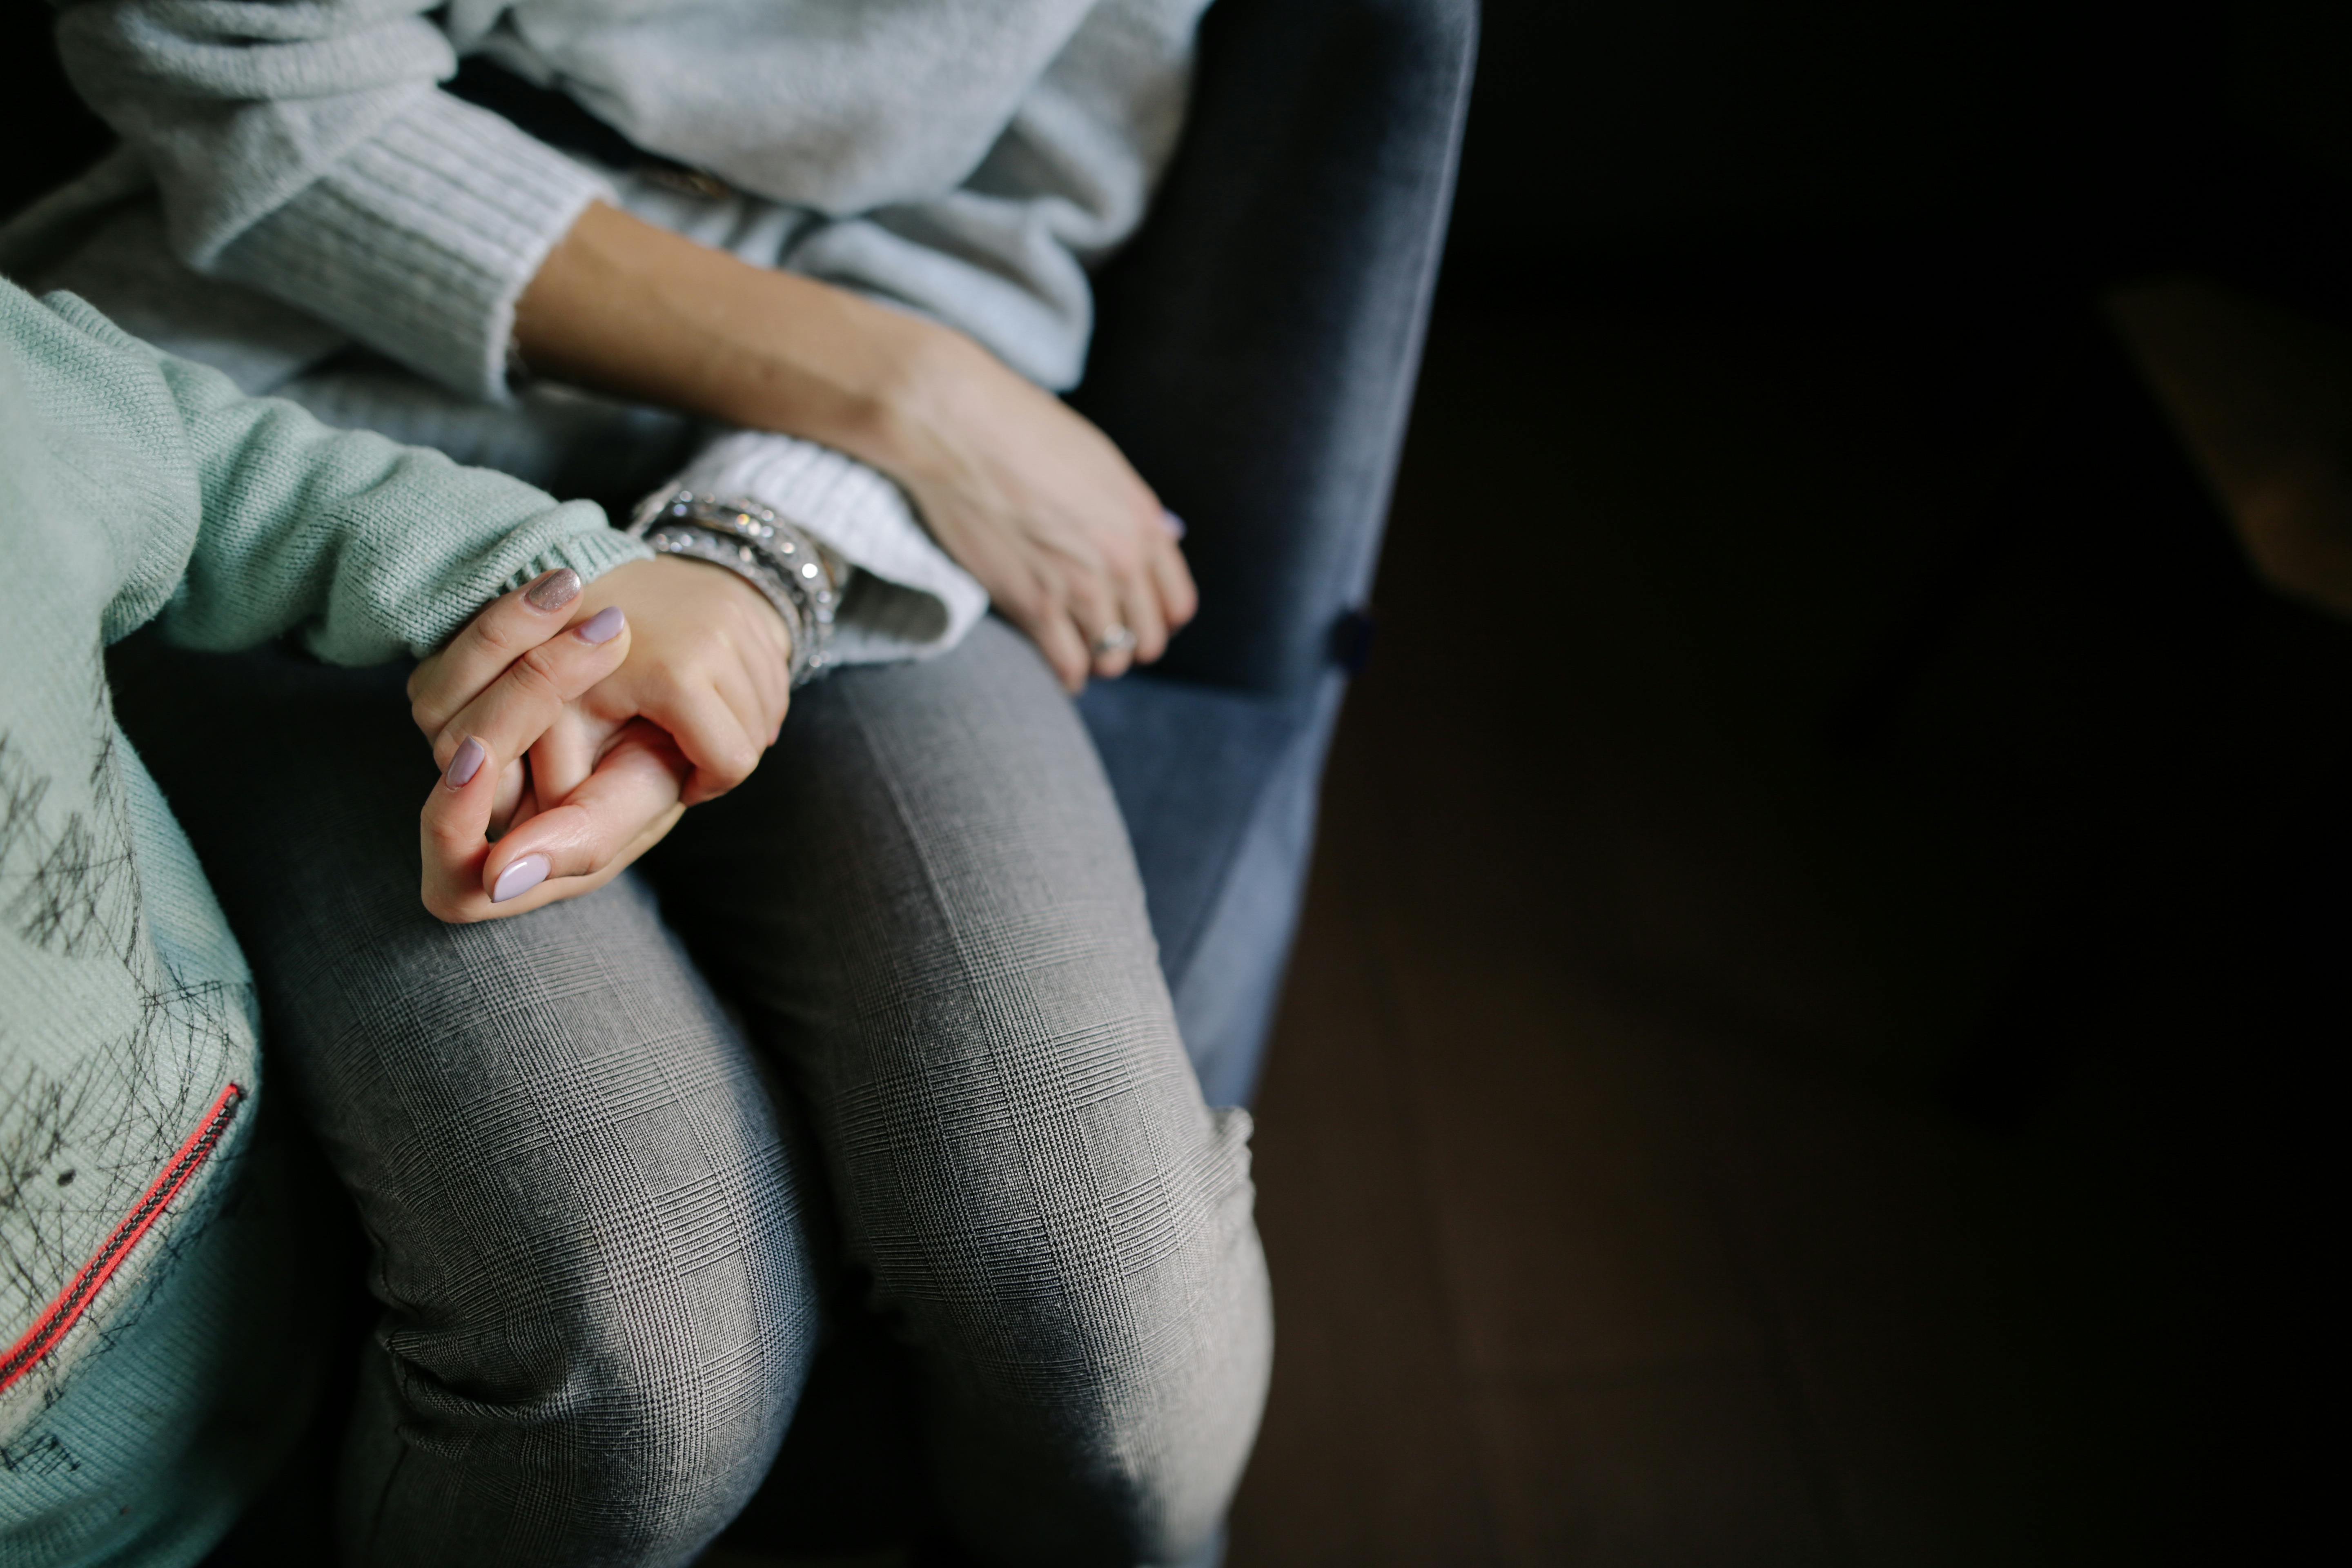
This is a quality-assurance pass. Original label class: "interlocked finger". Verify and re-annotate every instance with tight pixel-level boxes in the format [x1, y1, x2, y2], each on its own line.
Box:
[421, 721, 688, 922]
[410, 567, 590, 739]
[429, 606, 630, 776]
[481, 724, 690, 909]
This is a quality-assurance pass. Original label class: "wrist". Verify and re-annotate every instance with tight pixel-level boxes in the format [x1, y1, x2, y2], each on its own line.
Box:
[518, 203, 891, 450]
[724, 283, 953, 479]
[627, 490, 838, 684]
[515, 201, 967, 494]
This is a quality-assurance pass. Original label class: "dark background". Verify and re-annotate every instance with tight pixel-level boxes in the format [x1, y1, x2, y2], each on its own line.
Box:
[1450, 0, 2352, 304]
[1219, 4, 2349, 1562]
[8, 2, 2347, 1561]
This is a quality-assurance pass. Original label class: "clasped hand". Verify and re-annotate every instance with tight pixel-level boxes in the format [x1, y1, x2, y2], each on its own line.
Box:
[406, 557, 791, 921]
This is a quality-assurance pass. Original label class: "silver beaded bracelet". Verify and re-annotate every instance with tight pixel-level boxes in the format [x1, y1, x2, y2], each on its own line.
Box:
[627, 489, 841, 686]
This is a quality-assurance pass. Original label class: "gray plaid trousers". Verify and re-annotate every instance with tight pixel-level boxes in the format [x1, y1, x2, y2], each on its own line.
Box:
[112, 618, 1270, 1568]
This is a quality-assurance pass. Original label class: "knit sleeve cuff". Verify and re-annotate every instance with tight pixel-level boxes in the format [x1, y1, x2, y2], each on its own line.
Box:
[360, 514, 653, 662]
[503, 526, 657, 602]
[213, 91, 610, 405]
[669, 431, 991, 666]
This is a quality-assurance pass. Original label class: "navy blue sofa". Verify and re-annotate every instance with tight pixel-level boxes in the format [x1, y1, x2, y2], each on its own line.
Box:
[1074, 0, 1477, 1108]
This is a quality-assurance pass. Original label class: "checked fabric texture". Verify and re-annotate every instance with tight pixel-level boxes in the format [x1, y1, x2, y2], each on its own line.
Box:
[110, 617, 1272, 1568]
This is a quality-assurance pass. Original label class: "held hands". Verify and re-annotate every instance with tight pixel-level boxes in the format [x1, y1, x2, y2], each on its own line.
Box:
[406, 558, 793, 921]
[513, 203, 1196, 693]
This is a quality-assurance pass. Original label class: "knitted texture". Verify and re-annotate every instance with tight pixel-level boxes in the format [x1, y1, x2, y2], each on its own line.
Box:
[11, 286, 644, 662]
[38, 0, 1211, 668]
[0, 275, 644, 1559]
[52, 0, 1209, 396]
[215, 93, 611, 403]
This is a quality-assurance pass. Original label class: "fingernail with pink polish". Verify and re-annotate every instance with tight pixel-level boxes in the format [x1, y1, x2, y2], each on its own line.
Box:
[491, 853, 550, 903]
[525, 568, 582, 612]
[1160, 509, 1187, 540]
[574, 606, 625, 644]
[443, 737, 486, 791]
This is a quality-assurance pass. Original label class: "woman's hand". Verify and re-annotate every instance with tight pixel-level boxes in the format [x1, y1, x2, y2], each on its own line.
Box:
[406, 557, 794, 920]
[514, 201, 1195, 691]
[521, 557, 794, 809]
[408, 568, 686, 920]
[422, 715, 689, 922]
[878, 328, 1196, 690]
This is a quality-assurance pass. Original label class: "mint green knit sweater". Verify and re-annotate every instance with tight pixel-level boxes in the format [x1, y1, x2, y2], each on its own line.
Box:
[0, 276, 647, 1566]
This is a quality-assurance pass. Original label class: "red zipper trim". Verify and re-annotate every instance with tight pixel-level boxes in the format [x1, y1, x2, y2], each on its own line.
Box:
[0, 1082, 246, 1397]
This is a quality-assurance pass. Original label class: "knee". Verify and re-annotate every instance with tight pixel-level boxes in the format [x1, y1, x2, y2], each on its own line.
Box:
[976, 1243, 1272, 1566]
[947, 1107, 1274, 1564]
[1096, 1129, 1274, 1561]
[1096, 1250, 1274, 1565]
[371, 1176, 825, 1547]
[552, 1241, 823, 1485]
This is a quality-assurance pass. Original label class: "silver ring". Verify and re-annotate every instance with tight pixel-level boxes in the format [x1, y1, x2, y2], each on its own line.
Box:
[1091, 624, 1136, 657]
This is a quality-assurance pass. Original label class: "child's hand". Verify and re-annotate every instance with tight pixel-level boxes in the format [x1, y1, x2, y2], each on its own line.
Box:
[405, 557, 793, 920]
[515, 557, 794, 812]
[423, 713, 690, 921]
[407, 567, 672, 920]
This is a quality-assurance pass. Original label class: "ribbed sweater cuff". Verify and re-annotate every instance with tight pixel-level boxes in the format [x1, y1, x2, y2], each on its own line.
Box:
[392, 521, 653, 659]
[214, 91, 609, 405]
[506, 526, 657, 600]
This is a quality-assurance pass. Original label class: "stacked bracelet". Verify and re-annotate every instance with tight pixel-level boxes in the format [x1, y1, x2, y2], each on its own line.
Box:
[627, 489, 841, 686]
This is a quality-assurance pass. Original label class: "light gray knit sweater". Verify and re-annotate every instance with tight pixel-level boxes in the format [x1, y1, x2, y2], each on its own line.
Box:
[26, 0, 1210, 663]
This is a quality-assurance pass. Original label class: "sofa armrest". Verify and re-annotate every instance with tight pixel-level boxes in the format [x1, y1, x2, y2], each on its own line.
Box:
[1071, 0, 1478, 697]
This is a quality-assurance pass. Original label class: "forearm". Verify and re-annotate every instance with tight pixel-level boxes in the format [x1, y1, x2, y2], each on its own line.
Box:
[513, 201, 956, 480]
[148, 336, 641, 663]
[510, 201, 1191, 694]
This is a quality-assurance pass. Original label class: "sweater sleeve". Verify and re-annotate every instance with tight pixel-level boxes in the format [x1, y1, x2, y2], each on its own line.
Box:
[39, 292, 650, 664]
[760, 0, 1202, 391]
[54, 0, 608, 403]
